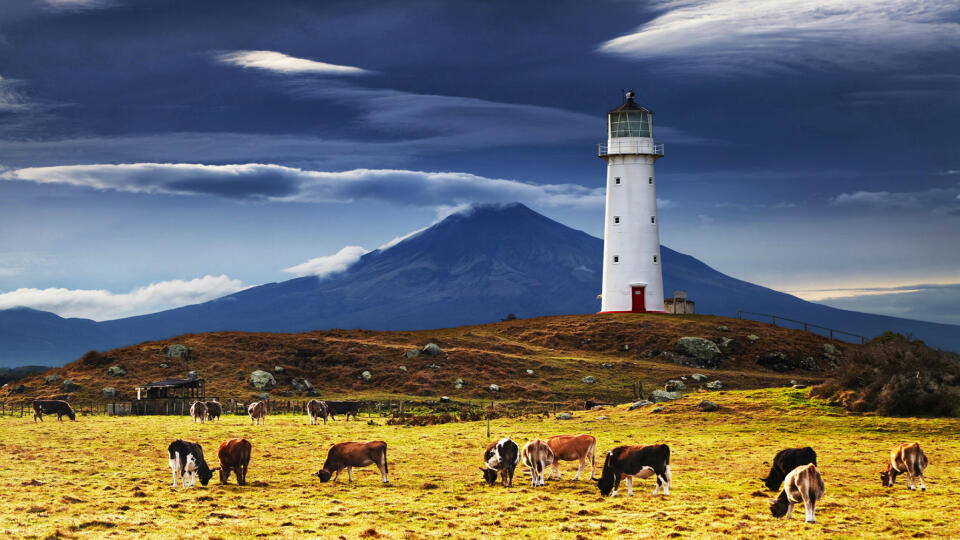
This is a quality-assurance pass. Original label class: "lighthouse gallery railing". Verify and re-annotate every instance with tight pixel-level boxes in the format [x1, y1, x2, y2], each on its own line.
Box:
[598, 141, 664, 157]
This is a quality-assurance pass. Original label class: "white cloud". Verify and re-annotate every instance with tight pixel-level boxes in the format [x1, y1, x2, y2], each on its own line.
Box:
[697, 214, 715, 223]
[215, 50, 368, 76]
[43, 0, 114, 10]
[283, 246, 368, 278]
[599, 0, 960, 76]
[0, 76, 29, 111]
[830, 184, 960, 212]
[0, 274, 247, 321]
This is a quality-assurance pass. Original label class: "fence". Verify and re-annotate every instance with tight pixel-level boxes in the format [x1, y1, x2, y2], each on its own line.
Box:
[737, 310, 867, 344]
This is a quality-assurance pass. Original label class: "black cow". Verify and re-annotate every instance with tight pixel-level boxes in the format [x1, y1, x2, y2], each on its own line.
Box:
[33, 400, 76, 422]
[325, 400, 361, 421]
[167, 439, 213, 488]
[597, 444, 671, 497]
[762, 447, 818, 491]
[205, 401, 222, 421]
[481, 438, 520, 487]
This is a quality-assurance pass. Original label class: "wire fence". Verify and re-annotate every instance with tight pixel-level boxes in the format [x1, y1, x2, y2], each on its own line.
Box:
[737, 310, 867, 344]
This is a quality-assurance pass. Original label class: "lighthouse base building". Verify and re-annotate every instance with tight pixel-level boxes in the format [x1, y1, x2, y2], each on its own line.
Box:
[598, 91, 665, 313]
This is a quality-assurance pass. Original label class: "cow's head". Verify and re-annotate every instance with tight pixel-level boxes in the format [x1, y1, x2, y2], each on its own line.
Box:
[313, 469, 333, 482]
[479, 467, 498, 485]
[210, 466, 228, 484]
[195, 458, 213, 486]
[880, 469, 897, 487]
[769, 497, 789, 518]
[66, 409, 76, 421]
[596, 452, 616, 496]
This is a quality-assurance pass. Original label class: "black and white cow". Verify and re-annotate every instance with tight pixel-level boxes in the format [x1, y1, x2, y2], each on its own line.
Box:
[481, 438, 520, 487]
[762, 447, 818, 491]
[596, 444, 671, 497]
[168, 439, 213, 488]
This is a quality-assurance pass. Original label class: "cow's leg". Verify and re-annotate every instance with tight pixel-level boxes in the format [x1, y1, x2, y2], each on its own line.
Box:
[551, 460, 560, 480]
[785, 502, 795, 521]
[376, 460, 388, 483]
[918, 470, 926, 492]
[611, 472, 621, 497]
[625, 475, 634, 497]
[332, 468, 341, 483]
[805, 498, 816, 523]
[347, 467, 353, 483]
[574, 456, 585, 481]
[170, 453, 180, 487]
[660, 465, 672, 496]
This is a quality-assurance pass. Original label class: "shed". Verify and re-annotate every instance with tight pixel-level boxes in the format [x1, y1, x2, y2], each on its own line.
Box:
[135, 378, 205, 401]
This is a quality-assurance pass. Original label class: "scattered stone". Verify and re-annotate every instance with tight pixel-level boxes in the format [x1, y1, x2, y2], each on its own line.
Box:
[290, 378, 313, 392]
[102, 387, 117, 398]
[623, 344, 630, 351]
[186, 370, 199, 381]
[665, 379, 686, 392]
[159, 363, 169, 369]
[427, 363, 440, 370]
[650, 389, 682, 402]
[652, 406, 664, 413]
[582, 376, 596, 384]
[792, 384, 808, 389]
[10, 384, 26, 394]
[61, 379, 79, 392]
[107, 366, 126, 377]
[440, 396, 451, 403]
[556, 412, 573, 420]
[305, 388, 320, 397]
[258, 392, 271, 400]
[698, 400, 719, 412]
[691, 373, 707, 382]
[676, 337, 721, 362]
[273, 366, 285, 373]
[421, 343, 443, 356]
[628, 400, 654, 410]
[799, 357, 817, 370]
[526, 369, 534, 375]
[790, 380, 798, 385]
[488, 384, 500, 392]
[403, 349, 420, 359]
[705, 380, 723, 390]
[823, 343, 838, 356]
[398, 365, 407, 372]
[44, 374, 60, 384]
[361, 370, 372, 381]
[756, 352, 795, 372]
[454, 378, 464, 389]
[747, 334, 760, 343]
[719, 337, 736, 351]
[601, 363, 614, 369]
[163, 344, 191, 359]
[249, 370, 276, 391]
[716, 326, 730, 332]
[598, 415, 608, 420]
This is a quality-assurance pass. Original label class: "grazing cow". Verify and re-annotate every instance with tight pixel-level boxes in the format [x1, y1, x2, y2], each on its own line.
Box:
[189, 401, 207, 424]
[546, 434, 597, 481]
[769, 463, 825, 523]
[596, 444, 671, 497]
[205, 401, 222, 421]
[306, 399, 329, 425]
[521, 439, 555, 487]
[212, 438, 252, 485]
[312, 441, 389, 484]
[247, 401, 266, 425]
[32, 400, 76, 422]
[480, 438, 520, 487]
[325, 400, 361, 421]
[167, 439, 213, 488]
[881, 442, 928, 491]
[762, 447, 818, 491]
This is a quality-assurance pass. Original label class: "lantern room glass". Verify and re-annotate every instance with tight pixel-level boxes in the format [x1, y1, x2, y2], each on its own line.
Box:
[609, 111, 651, 138]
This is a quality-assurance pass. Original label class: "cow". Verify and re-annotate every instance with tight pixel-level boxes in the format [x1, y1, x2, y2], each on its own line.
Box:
[325, 400, 361, 421]
[211, 438, 252, 486]
[312, 441, 389, 484]
[881, 442, 928, 491]
[32, 400, 76, 422]
[167, 439, 213, 488]
[480, 438, 520, 487]
[596, 444, 671, 497]
[307, 399, 329, 425]
[521, 439, 555, 487]
[247, 401, 266, 425]
[205, 401, 222, 421]
[546, 434, 597, 481]
[189, 401, 207, 424]
[769, 463, 825, 523]
[761, 447, 818, 491]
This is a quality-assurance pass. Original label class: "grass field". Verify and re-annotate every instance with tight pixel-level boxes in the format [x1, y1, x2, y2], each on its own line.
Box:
[2, 388, 957, 539]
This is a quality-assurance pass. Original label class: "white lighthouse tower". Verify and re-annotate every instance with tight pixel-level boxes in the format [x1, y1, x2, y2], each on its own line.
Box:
[599, 90, 665, 313]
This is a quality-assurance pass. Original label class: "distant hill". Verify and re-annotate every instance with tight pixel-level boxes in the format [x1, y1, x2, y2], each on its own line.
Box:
[1, 203, 958, 367]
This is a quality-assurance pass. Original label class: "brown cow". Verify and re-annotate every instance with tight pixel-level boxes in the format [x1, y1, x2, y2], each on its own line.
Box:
[881, 442, 928, 491]
[189, 401, 207, 424]
[546, 434, 597, 481]
[769, 463, 825, 522]
[307, 399, 328, 425]
[312, 441, 389, 484]
[247, 401, 266, 425]
[212, 438, 252, 485]
[521, 439, 554, 487]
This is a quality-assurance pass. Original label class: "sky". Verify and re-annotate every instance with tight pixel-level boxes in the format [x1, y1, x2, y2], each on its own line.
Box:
[0, 0, 959, 324]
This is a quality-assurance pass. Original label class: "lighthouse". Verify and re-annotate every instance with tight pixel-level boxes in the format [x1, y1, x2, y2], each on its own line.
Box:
[599, 90, 665, 313]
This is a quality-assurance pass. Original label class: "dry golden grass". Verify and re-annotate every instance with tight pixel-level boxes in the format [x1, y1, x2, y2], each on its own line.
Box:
[1, 387, 957, 539]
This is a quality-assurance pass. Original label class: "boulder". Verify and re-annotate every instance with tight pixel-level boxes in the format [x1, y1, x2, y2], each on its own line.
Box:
[290, 378, 313, 392]
[422, 343, 443, 356]
[556, 412, 573, 420]
[676, 337, 721, 362]
[273, 365, 285, 373]
[690, 373, 707, 382]
[10, 384, 26, 394]
[525, 369, 534, 375]
[488, 383, 500, 392]
[698, 400, 719, 412]
[257, 392, 271, 400]
[705, 380, 723, 390]
[163, 344, 191, 359]
[305, 388, 320, 397]
[823, 343, 838, 356]
[716, 326, 730, 332]
[440, 396, 451, 403]
[399, 365, 407, 372]
[650, 389, 682, 402]
[102, 387, 117, 398]
[61, 379, 79, 392]
[652, 406, 664, 413]
[107, 366, 126, 377]
[628, 400, 654, 410]
[427, 363, 441, 370]
[756, 352, 794, 372]
[44, 374, 60, 384]
[403, 349, 420, 359]
[799, 357, 817, 371]
[719, 337, 737, 351]
[159, 363, 169, 369]
[249, 370, 276, 390]
[792, 384, 808, 389]
[581, 376, 596, 384]
[747, 334, 760, 343]
[186, 370, 199, 381]
[665, 379, 686, 392]
[598, 415, 609, 420]
[454, 378, 464, 389]
[361, 370, 372, 381]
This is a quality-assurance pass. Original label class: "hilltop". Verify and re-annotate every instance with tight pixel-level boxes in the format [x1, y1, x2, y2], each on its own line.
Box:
[1, 313, 853, 404]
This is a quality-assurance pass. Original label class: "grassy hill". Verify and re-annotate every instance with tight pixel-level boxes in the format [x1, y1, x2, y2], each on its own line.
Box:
[0, 313, 853, 405]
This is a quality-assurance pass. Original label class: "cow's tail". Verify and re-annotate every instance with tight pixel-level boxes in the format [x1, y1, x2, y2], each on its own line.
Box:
[380, 444, 388, 476]
[662, 444, 670, 465]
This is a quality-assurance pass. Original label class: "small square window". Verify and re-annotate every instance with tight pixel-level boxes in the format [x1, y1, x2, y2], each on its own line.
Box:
[649, 177, 653, 184]
[651, 216, 656, 224]
[614, 216, 620, 224]
[614, 177, 621, 185]
[613, 255, 620, 263]
[653, 255, 658, 263]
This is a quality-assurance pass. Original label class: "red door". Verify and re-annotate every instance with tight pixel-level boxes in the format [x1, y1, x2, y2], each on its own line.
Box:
[631, 286, 646, 313]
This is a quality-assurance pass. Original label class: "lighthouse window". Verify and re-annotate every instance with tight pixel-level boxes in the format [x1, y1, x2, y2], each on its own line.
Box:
[649, 177, 653, 184]
[651, 216, 656, 224]
[613, 255, 620, 264]
[614, 216, 620, 224]
[609, 111, 651, 138]
[653, 255, 658, 263]
[614, 177, 621, 185]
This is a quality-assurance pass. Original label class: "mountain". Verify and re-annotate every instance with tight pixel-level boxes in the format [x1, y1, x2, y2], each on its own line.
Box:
[2, 203, 958, 367]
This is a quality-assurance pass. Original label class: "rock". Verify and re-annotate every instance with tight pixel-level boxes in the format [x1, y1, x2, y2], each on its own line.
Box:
[488, 383, 500, 392]
[102, 387, 117, 398]
[249, 370, 276, 390]
[10, 384, 26, 394]
[652, 406, 664, 413]
[403, 349, 420, 359]
[556, 412, 573, 420]
[719, 337, 736, 351]
[163, 344, 191, 359]
[691, 373, 707, 382]
[601, 363, 614, 369]
[823, 343, 838, 356]
[290, 378, 313, 392]
[159, 363, 169, 369]
[756, 352, 794, 372]
[44, 374, 60, 384]
[258, 392, 271, 400]
[454, 378, 464, 389]
[440, 396, 451, 403]
[705, 380, 723, 390]
[623, 344, 630, 351]
[427, 363, 440, 370]
[665, 379, 686, 392]
[305, 388, 319, 397]
[698, 400, 719, 412]
[628, 400, 654, 410]
[676, 337, 721, 362]
[747, 334, 760, 343]
[582, 376, 596, 384]
[792, 384, 808, 389]
[107, 366, 126, 377]
[790, 380, 798, 385]
[273, 365, 285, 373]
[361, 370, 372, 381]
[61, 379, 79, 392]
[422, 343, 443, 356]
[799, 357, 817, 370]
[650, 389, 682, 402]
[526, 369, 534, 375]
[598, 415, 608, 420]
[399, 365, 407, 372]
[186, 370, 199, 381]
[716, 326, 730, 332]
